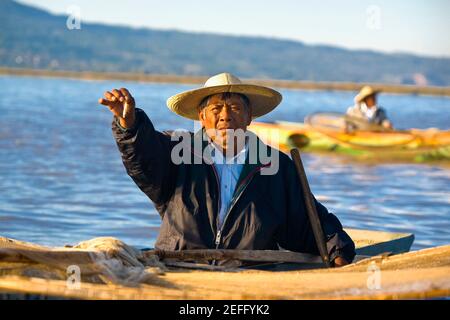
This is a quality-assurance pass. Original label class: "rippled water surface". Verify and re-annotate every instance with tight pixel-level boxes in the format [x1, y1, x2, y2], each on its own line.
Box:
[0, 75, 449, 250]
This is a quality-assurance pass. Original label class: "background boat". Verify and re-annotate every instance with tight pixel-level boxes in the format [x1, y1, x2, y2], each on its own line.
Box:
[249, 113, 450, 163]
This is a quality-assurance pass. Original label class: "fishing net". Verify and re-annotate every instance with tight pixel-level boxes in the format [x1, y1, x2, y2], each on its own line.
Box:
[0, 236, 166, 286]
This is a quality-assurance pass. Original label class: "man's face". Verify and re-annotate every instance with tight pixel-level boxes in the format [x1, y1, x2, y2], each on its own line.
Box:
[199, 93, 252, 149]
[364, 95, 377, 108]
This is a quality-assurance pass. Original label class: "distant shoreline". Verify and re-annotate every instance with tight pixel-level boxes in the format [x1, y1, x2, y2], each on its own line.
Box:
[1, 67, 450, 97]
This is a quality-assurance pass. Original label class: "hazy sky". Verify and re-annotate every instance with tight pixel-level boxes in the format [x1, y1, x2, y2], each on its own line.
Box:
[17, 0, 450, 57]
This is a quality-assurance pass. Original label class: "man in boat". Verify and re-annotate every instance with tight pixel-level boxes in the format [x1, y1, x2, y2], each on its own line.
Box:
[346, 86, 393, 130]
[98, 73, 355, 267]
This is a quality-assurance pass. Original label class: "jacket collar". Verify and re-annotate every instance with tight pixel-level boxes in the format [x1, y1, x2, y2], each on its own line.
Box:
[190, 128, 271, 165]
[189, 128, 273, 194]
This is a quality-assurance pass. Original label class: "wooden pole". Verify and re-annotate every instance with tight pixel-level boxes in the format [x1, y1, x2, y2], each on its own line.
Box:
[143, 249, 322, 264]
[290, 148, 332, 267]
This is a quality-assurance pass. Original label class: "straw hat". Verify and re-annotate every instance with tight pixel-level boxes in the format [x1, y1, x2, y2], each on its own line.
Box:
[167, 73, 282, 120]
[355, 86, 380, 103]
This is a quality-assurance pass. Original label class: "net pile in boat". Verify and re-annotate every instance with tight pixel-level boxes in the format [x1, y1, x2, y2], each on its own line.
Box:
[0, 236, 167, 286]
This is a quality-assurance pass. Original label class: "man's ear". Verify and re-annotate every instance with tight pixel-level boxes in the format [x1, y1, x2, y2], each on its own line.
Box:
[198, 109, 205, 125]
[246, 105, 253, 125]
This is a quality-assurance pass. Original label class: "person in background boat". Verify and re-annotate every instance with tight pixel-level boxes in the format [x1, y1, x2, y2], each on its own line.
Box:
[98, 73, 355, 267]
[346, 86, 393, 130]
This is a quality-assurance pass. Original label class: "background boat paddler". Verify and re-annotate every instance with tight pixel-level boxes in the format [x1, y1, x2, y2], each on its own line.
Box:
[346, 86, 393, 131]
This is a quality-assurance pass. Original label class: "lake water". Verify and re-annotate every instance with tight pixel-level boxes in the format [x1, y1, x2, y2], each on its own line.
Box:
[0, 75, 449, 250]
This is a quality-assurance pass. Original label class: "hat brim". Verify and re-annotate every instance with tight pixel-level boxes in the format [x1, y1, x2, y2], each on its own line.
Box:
[356, 89, 381, 103]
[167, 84, 282, 120]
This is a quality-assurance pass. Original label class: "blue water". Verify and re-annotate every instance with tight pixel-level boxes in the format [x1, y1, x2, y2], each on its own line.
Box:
[0, 75, 449, 250]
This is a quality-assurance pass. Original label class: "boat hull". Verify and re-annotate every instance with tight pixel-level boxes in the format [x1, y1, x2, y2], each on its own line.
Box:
[0, 228, 423, 300]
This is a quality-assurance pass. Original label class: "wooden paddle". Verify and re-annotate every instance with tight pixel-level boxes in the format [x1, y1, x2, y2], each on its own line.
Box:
[290, 148, 332, 268]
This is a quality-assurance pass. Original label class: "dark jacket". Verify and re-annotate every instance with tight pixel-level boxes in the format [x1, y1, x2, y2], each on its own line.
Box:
[112, 108, 356, 264]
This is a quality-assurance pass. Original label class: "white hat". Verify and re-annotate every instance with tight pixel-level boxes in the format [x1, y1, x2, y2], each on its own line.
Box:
[167, 73, 282, 120]
[355, 85, 381, 103]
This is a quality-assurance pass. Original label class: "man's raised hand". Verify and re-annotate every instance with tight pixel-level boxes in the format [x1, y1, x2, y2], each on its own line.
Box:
[98, 88, 136, 128]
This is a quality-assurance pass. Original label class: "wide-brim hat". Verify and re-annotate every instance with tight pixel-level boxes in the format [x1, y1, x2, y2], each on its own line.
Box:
[355, 85, 381, 103]
[167, 73, 282, 120]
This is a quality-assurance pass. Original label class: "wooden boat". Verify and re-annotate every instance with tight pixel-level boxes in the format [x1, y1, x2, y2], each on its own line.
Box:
[249, 114, 450, 163]
[2, 228, 449, 300]
[346, 228, 414, 256]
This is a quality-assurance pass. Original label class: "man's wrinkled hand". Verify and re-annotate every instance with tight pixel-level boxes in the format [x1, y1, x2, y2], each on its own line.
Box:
[98, 88, 136, 128]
